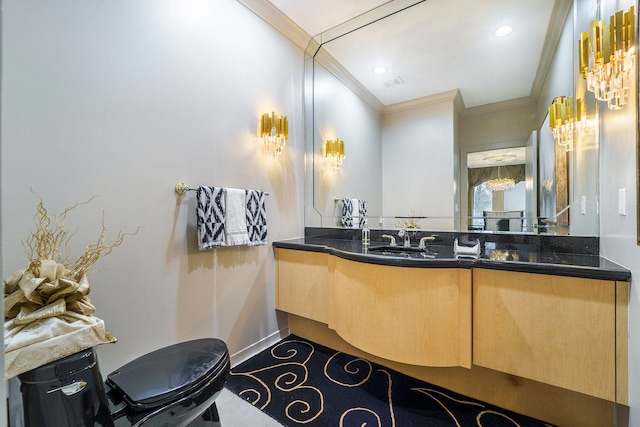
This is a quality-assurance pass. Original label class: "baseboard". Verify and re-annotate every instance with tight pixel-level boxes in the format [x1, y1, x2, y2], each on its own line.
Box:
[229, 326, 290, 367]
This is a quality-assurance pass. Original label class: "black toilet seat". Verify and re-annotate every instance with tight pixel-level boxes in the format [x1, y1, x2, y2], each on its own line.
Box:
[106, 338, 230, 411]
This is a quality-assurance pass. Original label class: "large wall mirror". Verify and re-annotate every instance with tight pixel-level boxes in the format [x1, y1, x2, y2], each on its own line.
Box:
[304, 0, 637, 237]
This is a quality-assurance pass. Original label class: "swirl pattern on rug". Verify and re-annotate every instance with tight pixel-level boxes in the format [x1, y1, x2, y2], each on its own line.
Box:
[227, 335, 556, 427]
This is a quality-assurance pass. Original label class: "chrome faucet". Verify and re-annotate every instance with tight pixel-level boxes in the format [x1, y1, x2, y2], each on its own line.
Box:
[398, 229, 411, 247]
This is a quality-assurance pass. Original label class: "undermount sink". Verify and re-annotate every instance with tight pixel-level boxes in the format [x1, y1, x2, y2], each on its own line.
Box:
[369, 245, 425, 253]
[367, 245, 437, 258]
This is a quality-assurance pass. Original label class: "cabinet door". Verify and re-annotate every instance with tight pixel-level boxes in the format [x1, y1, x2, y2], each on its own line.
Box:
[275, 248, 329, 324]
[331, 258, 472, 368]
[473, 269, 625, 402]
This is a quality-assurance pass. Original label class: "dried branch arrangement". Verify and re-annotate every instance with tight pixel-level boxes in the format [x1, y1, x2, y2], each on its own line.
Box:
[22, 191, 138, 282]
[395, 209, 420, 229]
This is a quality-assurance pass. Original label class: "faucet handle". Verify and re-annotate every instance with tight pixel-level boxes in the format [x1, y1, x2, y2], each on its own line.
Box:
[418, 235, 438, 249]
[381, 234, 397, 246]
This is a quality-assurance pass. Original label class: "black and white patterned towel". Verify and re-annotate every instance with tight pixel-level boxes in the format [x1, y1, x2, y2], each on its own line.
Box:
[196, 186, 226, 250]
[340, 198, 367, 228]
[358, 199, 367, 228]
[340, 198, 354, 228]
[246, 190, 267, 246]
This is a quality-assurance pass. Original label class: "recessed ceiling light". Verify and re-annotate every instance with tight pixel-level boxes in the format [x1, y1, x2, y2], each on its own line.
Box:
[373, 66, 387, 75]
[495, 25, 513, 37]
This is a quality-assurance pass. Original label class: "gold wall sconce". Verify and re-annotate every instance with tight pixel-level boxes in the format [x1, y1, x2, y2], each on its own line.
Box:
[578, 6, 636, 110]
[549, 95, 576, 152]
[260, 112, 288, 159]
[324, 139, 345, 169]
[549, 96, 595, 152]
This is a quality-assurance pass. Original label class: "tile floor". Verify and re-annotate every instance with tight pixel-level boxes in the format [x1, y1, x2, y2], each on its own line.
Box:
[217, 387, 284, 427]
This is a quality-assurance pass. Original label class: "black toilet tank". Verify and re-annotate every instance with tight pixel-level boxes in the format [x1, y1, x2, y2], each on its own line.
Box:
[17, 348, 114, 427]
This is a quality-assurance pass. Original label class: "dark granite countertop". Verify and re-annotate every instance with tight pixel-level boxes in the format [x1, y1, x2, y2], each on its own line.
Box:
[273, 234, 631, 281]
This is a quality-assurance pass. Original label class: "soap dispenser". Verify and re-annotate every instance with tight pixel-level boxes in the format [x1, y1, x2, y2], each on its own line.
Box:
[361, 221, 370, 246]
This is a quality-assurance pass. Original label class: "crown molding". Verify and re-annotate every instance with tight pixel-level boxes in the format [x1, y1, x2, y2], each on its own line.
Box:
[530, 0, 573, 103]
[382, 89, 463, 115]
[237, 0, 384, 113]
[314, 48, 385, 113]
[235, 0, 311, 51]
[238, 0, 554, 118]
[462, 96, 536, 117]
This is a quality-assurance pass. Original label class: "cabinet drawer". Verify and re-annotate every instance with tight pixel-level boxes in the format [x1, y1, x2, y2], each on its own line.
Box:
[275, 248, 329, 323]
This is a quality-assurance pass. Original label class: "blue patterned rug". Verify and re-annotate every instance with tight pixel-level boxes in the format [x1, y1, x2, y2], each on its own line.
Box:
[226, 335, 555, 426]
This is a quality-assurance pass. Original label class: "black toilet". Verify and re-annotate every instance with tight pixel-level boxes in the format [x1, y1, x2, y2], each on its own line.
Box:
[16, 338, 230, 427]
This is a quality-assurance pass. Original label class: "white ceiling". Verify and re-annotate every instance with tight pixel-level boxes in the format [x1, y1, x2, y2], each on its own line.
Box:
[268, 0, 391, 36]
[268, 0, 560, 108]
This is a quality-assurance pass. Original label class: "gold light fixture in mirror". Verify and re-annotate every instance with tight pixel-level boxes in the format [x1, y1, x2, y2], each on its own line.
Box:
[549, 95, 576, 152]
[260, 112, 288, 159]
[579, 6, 636, 110]
[485, 165, 515, 192]
[324, 139, 345, 169]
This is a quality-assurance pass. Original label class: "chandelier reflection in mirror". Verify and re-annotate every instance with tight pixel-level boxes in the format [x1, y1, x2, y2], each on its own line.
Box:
[324, 139, 345, 169]
[260, 112, 288, 159]
[485, 166, 515, 192]
[578, 6, 636, 110]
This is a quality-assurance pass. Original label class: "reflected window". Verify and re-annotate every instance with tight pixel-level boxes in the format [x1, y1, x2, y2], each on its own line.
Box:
[468, 163, 527, 231]
[471, 183, 492, 229]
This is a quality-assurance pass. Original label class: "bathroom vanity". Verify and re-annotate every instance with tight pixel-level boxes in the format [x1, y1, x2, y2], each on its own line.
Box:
[273, 229, 631, 427]
[277, 248, 472, 368]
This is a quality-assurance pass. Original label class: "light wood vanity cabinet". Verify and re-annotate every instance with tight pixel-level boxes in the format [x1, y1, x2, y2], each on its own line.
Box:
[275, 248, 330, 324]
[331, 257, 472, 368]
[473, 269, 628, 403]
[274, 247, 629, 405]
[276, 248, 473, 368]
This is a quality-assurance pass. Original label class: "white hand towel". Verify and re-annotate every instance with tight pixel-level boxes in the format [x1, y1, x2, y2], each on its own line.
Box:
[225, 188, 250, 246]
[351, 198, 360, 229]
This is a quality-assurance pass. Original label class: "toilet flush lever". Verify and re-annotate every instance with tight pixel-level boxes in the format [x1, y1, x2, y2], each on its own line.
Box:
[47, 380, 87, 396]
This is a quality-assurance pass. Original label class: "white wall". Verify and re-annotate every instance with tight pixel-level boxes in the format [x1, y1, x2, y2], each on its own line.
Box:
[598, 3, 640, 425]
[600, 80, 639, 424]
[381, 98, 456, 230]
[536, 5, 574, 125]
[503, 181, 526, 210]
[569, 0, 600, 236]
[312, 63, 382, 225]
[1, 0, 304, 378]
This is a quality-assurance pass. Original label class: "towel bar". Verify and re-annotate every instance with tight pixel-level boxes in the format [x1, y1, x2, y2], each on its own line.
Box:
[175, 183, 270, 196]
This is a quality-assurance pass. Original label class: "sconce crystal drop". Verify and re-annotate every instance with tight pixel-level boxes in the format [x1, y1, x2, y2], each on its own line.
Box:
[325, 139, 345, 169]
[579, 6, 636, 110]
[548, 96, 575, 152]
[260, 112, 288, 159]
